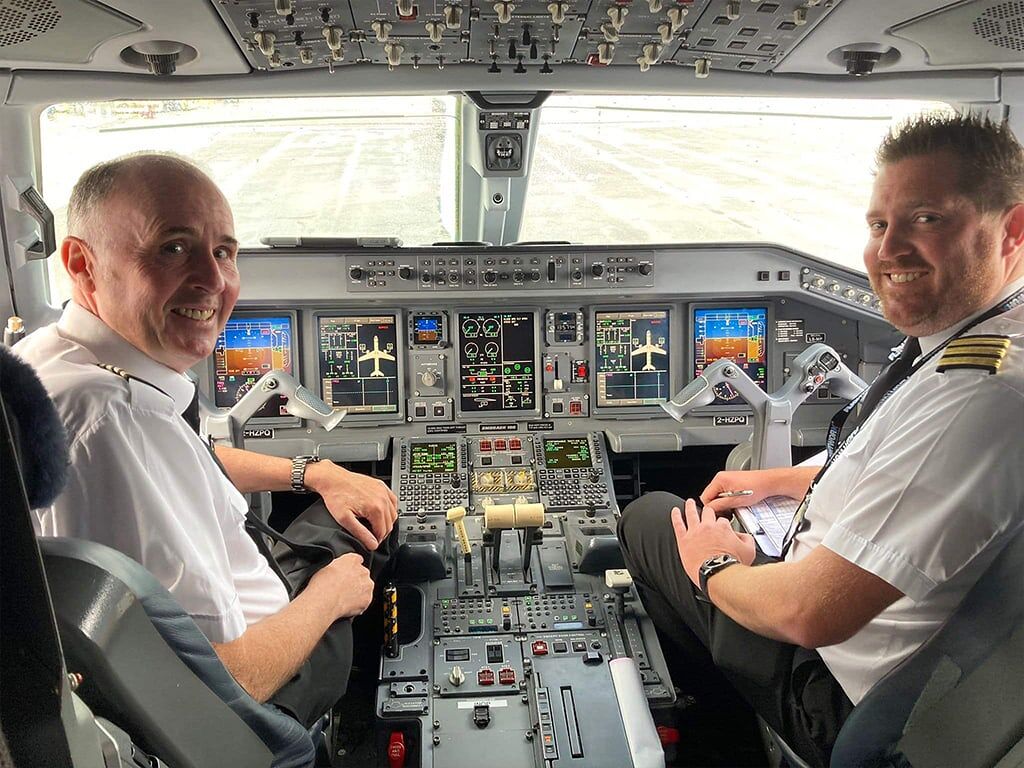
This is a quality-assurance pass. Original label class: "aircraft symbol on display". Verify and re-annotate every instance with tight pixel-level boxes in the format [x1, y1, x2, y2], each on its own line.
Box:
[632, 330, 668, 371]
[358, 336, 396, 377]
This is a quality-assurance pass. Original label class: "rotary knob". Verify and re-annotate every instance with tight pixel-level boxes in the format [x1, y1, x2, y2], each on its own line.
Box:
[349, 266, 364, 280]
[483, 270, 498, 284]
[591, 263, 605, 277]
[449, 666, 466, 686]
[638, 263, 653, 276]
[399, 266, 413, 280]
[420, 369, 440, 388]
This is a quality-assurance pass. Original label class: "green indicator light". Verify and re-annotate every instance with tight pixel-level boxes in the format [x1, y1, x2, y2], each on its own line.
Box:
[514, 363, 521, 370]
[524, 367, 531, 374]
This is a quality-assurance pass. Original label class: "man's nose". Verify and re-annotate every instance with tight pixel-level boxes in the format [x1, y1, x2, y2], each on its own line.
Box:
[190, 247, 227, 293]
[877, 222, 911, 260]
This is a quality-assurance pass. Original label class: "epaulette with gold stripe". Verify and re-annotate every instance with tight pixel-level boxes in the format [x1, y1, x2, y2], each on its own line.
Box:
[936, 335, 1011, 375]
[94, 363, 171, 398]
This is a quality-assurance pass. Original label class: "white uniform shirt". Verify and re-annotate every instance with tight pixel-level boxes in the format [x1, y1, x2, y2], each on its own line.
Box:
[15, 302, 289, 643]
[789, 277, 1024, 703]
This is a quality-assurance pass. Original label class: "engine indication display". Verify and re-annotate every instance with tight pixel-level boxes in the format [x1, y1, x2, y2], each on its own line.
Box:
[543, 437, 593, 469]
[693, 307, 768, 404]
[213, 314, 294, 418]
[410, 442, 458, 474]
[595, 310, 671, 407]
[318, 314, 400, 414]
[458, 312, 537, 413]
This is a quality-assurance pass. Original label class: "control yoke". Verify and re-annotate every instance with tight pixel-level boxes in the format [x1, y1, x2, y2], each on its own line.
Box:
[661, 344, 866, 468]
[203, 370, 345, 448]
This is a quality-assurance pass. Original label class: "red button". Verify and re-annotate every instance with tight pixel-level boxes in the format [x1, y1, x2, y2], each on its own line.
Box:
[532, 640, 549, 655]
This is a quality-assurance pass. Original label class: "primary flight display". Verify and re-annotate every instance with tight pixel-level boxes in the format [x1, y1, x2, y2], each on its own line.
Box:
[213, 314, 294, 418]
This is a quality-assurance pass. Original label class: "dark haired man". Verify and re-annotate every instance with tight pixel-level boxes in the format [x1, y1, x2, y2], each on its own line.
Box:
[15, 153, 397, 725]
[618, 112, 1024, 766]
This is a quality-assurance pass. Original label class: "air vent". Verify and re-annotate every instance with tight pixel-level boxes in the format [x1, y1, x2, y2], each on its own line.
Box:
[972, 1, 1024, 51]
[0, 0, 60, 48]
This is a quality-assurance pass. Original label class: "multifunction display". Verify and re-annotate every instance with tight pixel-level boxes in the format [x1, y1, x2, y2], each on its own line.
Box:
[410, 442, 458, 474]
[543, 437, 593, 469]
[213, 314, 294, 418]
[595, 310, 671, 407]
[693, 307, 768, 403]
[458, 312, 537, 413]
[317, 314, 400, 413]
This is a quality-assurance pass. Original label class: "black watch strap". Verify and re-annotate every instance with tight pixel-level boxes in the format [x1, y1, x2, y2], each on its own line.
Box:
[699, 554, 740, 595]
[291, 455, 321, 493]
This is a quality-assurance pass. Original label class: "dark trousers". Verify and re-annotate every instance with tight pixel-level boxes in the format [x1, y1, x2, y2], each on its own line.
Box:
[618, 492, 853, 768]
[265, 500, 397, 728]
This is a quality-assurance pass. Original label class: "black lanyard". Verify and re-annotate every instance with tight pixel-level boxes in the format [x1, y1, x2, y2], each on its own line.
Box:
[780, 285, 1024, 557]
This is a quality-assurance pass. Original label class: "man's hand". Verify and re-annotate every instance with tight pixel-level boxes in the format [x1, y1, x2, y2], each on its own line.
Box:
[304, 461, 398, 552]
[672, 499, 757, 586]
[699, 466, 821, 518]
[308, 553, 375, 619]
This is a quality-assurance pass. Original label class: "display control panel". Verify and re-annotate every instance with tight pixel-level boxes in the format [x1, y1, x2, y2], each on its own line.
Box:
[317, 313, 401, 414]
[212, 312, 296, 421]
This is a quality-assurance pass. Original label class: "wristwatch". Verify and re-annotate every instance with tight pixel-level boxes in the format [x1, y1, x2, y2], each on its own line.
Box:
[699, 553, 740, 596]
[290, 455, 321, 493]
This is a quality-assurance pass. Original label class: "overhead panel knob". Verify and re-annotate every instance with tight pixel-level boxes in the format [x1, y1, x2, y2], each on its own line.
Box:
[636, 55, 651, 72]
[268, 50, 282, 67]
[547, 1, 567, 24]
[598, 41, 615, 64]
[322, 25, 344, 51]
[445, 4, 463, 28]
[607, 6, 628, 31]
[494, 1, 515, 24]
[299, 47, 314, 64]
[274, 0, 294, 16]
[642, 41, 662, 64]
[725, 0, 740, 20]
[449, 666, 466, 686]
[385, 41, 405, 67]
[255, 30, 276, 56]
[600, 22, 619, 42]
[426, 20, 445, 42]
[373, 20, 393, 42]
[647, 0, 663, 12]
[397, 0, 415, 17]
[793, 6, 808, 25]
[694, 57, 710, 78]
[657, 22, 672, 44]
[666, 6, 687, 32]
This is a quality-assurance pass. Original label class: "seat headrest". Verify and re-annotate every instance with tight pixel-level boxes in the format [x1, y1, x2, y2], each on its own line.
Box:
[0, 345, 68, 507]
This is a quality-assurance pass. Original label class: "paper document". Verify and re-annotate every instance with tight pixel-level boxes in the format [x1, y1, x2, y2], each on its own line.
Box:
[734, 496, 801, 558]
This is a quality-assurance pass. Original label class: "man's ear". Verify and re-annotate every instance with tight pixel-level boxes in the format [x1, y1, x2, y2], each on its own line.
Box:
[1002, 202, 1024, 260]
[62, 236, 96, 293]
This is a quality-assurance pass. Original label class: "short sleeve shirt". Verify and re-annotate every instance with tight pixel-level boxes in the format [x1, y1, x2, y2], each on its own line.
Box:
[789, 282, 1024, 703]
[15, 303, 289, 643]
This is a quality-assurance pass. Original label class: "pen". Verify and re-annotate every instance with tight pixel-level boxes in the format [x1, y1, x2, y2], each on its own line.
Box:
[717, 490, 754, 498]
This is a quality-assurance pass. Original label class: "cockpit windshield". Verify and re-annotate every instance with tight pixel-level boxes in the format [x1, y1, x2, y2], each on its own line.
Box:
[41, 93, 946, 301]
[521, 95, 950, 271]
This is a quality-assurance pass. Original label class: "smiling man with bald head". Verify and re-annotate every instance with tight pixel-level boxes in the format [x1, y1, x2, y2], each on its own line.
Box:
[17, 153, 398, 729]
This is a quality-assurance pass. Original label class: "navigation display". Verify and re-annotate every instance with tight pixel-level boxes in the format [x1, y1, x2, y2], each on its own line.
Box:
[317, 314, 400, 414]
[410, 442, 458, 474]
[544, 437, 593, 469]
[458, 312, 537, 413]
[595, 310, 671, 407]
[693, 307, 768, 404]
[213, 314, 294, 419]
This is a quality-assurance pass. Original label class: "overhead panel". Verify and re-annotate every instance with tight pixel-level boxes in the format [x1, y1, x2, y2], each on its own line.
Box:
[213, 0, 845, 75]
